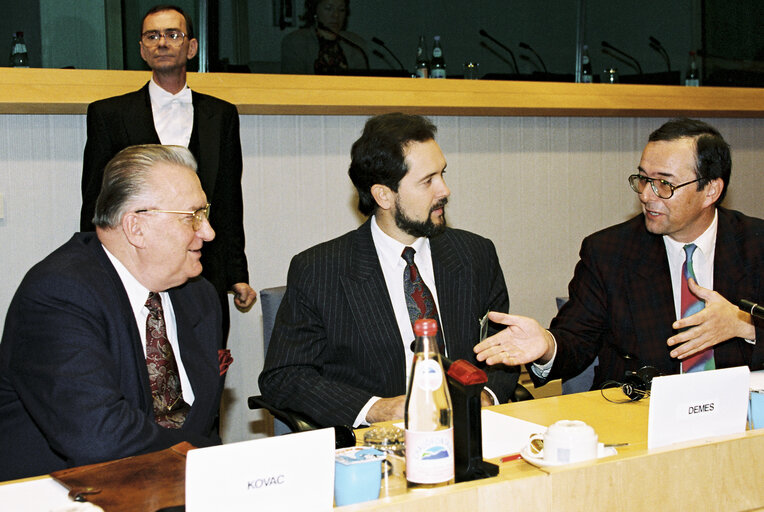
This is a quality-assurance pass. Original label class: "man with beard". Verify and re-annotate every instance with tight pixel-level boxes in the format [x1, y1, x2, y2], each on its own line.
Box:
[259, 113, 518, 428]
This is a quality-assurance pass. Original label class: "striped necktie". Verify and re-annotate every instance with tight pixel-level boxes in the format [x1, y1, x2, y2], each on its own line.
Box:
[679, 244, 715, 373]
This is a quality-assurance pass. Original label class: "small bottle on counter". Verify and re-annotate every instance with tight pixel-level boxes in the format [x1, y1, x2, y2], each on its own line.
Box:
[430, 36, 446, 79]
[581, 44, 593, 83]
[685, 51, 700, 86]
[415, 35, 429, 78]
[9, 32, 29, 68]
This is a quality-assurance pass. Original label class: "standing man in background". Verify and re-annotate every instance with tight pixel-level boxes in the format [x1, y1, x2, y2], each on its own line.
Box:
[80, 4, 256, 338]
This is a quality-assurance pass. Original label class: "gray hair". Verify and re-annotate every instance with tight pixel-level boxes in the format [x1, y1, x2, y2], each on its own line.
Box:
[93, 144, 198, 228]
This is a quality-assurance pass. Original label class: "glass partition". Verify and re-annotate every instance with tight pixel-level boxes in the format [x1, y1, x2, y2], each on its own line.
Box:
[2, 0, 762, 87]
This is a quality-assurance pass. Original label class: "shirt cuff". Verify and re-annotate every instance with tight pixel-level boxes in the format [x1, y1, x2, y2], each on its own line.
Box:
[355, 396, 381, 428]
[530, 331, 557, 379]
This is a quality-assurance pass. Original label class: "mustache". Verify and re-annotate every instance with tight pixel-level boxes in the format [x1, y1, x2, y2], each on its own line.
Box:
[431, 198, 448, 211]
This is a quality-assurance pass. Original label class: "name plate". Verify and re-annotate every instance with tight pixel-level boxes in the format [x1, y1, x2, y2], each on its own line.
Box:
[186, 428, 335, 511]
[647, 366, 750, 449]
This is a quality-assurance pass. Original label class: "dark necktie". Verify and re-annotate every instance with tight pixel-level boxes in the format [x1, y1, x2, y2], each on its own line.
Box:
[145, 292, 189, 428]
[401, 247, 444, 353]
[679, 244, 715, 373]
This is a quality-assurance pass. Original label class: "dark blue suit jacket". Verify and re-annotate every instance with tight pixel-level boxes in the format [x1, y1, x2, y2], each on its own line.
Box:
[537, 207, 764, 389]
[0, 233, 224, 481]
[259, 219, 518, 427]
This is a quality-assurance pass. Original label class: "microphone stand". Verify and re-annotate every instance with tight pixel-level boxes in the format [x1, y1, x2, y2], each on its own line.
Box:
[316, 21, 369, 69]
[518, 42, 548, 74]
[371, 37, 406, 72]
[649, 36, 671, 74]
[479, 29, 519, 74]
[601, 40, 643, 75]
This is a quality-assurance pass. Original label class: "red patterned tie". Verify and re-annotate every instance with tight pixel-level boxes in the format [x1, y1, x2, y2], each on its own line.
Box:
[679, 244, 715, 373]
[402, 247, 445, 353]
[145, 292, 189, 428]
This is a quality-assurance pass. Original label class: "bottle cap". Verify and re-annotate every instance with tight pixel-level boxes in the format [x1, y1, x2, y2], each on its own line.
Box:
[434, 35, 440, 41]
[413, 318, 438, 336]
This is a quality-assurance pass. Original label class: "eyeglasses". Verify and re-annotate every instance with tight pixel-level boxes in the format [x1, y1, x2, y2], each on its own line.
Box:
[141, 30, 186, 47]
[135, 203, 210, 231]
[628, 174, 703, 199]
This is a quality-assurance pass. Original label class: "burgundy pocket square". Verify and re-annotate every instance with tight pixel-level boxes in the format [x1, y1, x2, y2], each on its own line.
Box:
[218, 349, 233, 376]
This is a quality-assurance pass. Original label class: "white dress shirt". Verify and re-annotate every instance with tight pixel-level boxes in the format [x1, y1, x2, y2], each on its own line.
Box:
[663, 209, 717, 320]
[148, 78, 193, 148]
[102, 246, 194, 404]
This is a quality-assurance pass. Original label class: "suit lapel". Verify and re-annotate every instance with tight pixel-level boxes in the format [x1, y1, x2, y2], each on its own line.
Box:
[713, 210, 746, 304]
[431, 232, 470, 356]
[628, 224, 676, 365]
[190, 92, 220, 198]
[127, 84, 161, 145]
[87, 236, 154, 410]
[712, 209, 751, 365]
[341, 221, 406, 387]
[169, 286, 218, 427]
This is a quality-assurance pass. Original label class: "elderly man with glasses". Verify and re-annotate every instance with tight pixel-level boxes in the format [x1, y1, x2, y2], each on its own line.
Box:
[80, 4, 256, 341]
[0, 145, 227, 481]
[474, 118, 763, 389]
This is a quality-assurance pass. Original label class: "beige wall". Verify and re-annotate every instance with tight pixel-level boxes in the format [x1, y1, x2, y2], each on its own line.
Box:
[0, 114, 762, 442]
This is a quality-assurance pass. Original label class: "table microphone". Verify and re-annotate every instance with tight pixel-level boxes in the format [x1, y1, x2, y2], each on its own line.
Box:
[601, 40, 643, 74]
[739, 299, 764, 320]
[371, 37, 406, 71]
[648, 36, 671, 73]
[518, 42, 548, 74]
[316, 21, 369, 69]
[479, 29, 519, 73]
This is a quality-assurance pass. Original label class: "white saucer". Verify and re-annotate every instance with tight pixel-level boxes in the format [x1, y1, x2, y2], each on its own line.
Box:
[520, 442, 617, 468]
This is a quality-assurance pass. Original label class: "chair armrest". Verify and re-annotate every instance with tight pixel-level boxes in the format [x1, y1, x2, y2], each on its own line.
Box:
[247, 395, 320, 432]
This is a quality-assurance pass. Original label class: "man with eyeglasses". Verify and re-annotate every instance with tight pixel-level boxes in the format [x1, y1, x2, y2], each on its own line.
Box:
[473, 118, 763, 389]
[80, 4, 256, 341]
[0, 145, 226, 481]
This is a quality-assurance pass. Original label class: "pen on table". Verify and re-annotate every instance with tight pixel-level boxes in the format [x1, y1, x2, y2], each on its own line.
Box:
[500, 453, 522, 462]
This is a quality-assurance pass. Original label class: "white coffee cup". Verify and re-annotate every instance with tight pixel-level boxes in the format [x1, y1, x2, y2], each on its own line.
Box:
[529, 420, 598, 464]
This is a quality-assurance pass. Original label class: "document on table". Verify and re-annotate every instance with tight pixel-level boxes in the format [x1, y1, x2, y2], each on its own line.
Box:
[480, 410, 545, 458]
[395, 411, 545, 459]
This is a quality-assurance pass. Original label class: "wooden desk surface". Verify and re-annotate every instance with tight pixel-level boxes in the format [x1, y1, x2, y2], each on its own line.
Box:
[345, 391, 764, 511]
[1, 68, 763, 117]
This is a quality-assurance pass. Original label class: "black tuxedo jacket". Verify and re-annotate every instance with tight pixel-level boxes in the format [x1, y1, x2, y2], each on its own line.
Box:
[80, 83, 248, 296]
[258, 219, 518, 427]
[0, 233, 224, 481]
[538, 207, 764, 389]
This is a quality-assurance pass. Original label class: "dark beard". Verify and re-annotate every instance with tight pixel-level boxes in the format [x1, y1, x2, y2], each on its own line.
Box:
[393, 197, 448, 238]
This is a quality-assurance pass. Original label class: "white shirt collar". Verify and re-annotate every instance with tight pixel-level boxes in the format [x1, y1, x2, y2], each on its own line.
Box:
[370, 215, 430, 270]
[663, 208, 718, 262]
[102, 244, 153, 318]
[148, 78, 192, 109]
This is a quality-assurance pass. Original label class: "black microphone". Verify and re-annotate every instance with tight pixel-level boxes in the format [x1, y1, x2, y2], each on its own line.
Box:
[648, 36, 671, 74]
[479, 29, 519, 73]
[518, 41, 548, 74]
[371, 36, 406, 71]
[601, 40, 643, 74]
[316, 21, 369, 69]
[740, 299, 764, 320]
